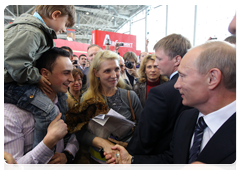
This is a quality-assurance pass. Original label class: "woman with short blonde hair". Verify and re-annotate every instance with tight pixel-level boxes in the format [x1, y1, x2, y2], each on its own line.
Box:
[133, 54, 168, 107]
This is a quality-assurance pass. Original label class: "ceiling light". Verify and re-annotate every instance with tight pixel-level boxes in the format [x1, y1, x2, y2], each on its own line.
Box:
[86, 12, 89, 15]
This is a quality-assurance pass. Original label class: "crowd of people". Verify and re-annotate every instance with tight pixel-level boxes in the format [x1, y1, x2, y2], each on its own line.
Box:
[4, 5, 236, 165]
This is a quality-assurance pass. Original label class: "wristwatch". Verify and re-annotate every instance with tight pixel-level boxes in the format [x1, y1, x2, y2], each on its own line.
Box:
[62, 150, 74, 164]
[99, 148, 105, 158]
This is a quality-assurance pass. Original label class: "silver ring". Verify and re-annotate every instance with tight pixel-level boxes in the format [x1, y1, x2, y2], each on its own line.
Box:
[116, 153, 120, 158]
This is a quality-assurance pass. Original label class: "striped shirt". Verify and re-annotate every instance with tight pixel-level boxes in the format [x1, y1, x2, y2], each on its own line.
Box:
[4, 103, 79, 164]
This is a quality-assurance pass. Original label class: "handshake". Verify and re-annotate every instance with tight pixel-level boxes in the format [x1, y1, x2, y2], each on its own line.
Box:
[103, 143, 205, 164]
[104, 144, 133, 164]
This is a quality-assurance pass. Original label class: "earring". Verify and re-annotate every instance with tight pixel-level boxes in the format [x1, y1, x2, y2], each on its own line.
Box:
[97, 77, 100, 80]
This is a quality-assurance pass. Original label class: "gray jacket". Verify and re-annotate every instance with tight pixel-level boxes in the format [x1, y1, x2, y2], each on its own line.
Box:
[4, 13, 57, 84]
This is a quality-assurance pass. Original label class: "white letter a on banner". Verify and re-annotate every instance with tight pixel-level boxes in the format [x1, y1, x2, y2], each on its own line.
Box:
[103, 34, 111, 46]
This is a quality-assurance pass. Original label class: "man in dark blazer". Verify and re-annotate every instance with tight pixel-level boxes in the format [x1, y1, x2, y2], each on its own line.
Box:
[78, 54, 90, 91]
[105, 40, 236, 164]
[126, 34, 192, 155]
[181, 10, 238, 170]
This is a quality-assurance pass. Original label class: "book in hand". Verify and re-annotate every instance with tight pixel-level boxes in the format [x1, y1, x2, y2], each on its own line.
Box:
[88, 109, 135, 166]
[88, 109, 135, 140]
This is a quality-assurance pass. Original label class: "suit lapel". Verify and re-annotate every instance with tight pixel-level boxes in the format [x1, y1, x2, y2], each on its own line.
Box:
[175, 109, 199, 163]
[170, 73, 179, 82]
[197, 113, 236, 163]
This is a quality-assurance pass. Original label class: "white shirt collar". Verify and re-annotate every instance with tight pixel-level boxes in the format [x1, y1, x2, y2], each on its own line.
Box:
[199, 100, 236, 135]
[169, 71, 178, 80]
[80, 65, 85, 70]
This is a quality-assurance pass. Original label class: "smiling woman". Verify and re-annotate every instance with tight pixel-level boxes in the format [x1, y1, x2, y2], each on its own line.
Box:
[66, 68, 84, 110]
[65, 50, 143, 164]
[85, 50, 126, 101]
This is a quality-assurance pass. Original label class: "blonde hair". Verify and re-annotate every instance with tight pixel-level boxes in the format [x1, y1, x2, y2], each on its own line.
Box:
[138, 54, 168, 83]
[82, 50, 125, 103]
[153, 33, 191, 59]
[196, 41, 236, 91]
[33, 5, 76, 27]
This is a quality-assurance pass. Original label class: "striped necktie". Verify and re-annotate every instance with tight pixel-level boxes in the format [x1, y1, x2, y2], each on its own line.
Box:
[188, 116, 208, 163]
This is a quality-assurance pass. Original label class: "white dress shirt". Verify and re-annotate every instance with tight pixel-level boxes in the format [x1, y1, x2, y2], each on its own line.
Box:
[169, 71, 178, 80]
[190, 100, 236, 151]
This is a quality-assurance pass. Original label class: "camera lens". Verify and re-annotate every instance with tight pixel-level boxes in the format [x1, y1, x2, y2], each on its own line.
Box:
[125, 61, 133, 69]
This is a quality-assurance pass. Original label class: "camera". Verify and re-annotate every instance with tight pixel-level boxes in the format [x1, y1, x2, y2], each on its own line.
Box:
[210, 37, 217, 40]
[125, 61, 133, 69]
[73, 60, 78, 64]
[117, 43, 124, 46]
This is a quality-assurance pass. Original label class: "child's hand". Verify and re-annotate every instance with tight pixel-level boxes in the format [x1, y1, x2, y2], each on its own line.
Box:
[38, 76, 53, 94]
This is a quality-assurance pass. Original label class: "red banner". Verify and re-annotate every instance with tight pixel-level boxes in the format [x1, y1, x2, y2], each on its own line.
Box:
[92, 30, 141, 56]
[54, 39, 89, 56]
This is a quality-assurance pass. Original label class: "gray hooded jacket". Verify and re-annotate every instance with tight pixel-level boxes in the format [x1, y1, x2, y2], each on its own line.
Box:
[4, 13, 57, 84]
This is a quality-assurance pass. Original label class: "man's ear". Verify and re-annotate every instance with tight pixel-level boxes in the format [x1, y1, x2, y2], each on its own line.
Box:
[40, 68, 50, 79]
[174, 55, 182, 67]
[51, 10, 62, 20]
[207, 68, 221, 90]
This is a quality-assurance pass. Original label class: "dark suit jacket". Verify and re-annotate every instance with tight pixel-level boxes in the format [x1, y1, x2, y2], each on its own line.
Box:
[78, 66, 90, 90]
[78, 66, 90, 77]
[127, 74, 191, 155]
[133, 108, 236, 164]
[132, 77, 167, 108]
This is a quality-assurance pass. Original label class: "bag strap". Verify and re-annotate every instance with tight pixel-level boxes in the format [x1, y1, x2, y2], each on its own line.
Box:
[127, 90, 135, 121]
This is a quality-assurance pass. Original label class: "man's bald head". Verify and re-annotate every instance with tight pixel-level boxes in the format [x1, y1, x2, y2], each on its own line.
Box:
[194, 41, 236, 91]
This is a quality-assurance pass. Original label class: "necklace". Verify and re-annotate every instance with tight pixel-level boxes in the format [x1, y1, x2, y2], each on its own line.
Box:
[68, 90, 81, 104]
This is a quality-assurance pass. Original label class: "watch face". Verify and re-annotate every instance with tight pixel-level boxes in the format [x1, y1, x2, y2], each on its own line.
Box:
[63, 151, 74, 163]
[99, 148, 105, 158]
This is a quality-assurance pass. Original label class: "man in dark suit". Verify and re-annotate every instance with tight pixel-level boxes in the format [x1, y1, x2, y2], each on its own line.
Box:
[78, 54, 90, 91]
[126, 34, 192, 155]
[105, 40, 236, 164]
[178, 10, 238, 170]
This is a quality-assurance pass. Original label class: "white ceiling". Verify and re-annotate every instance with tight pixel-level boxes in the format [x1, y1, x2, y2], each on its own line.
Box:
[4, 5, 150, 43]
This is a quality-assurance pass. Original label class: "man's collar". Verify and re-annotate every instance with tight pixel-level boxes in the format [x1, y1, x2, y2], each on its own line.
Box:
[169, 71, 178, 80]
[199, 100, 236, 134]
[80, 65, 85, 70]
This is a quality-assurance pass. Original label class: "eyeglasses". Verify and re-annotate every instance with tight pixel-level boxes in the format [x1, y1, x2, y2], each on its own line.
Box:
[73, 79, 82, 83]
